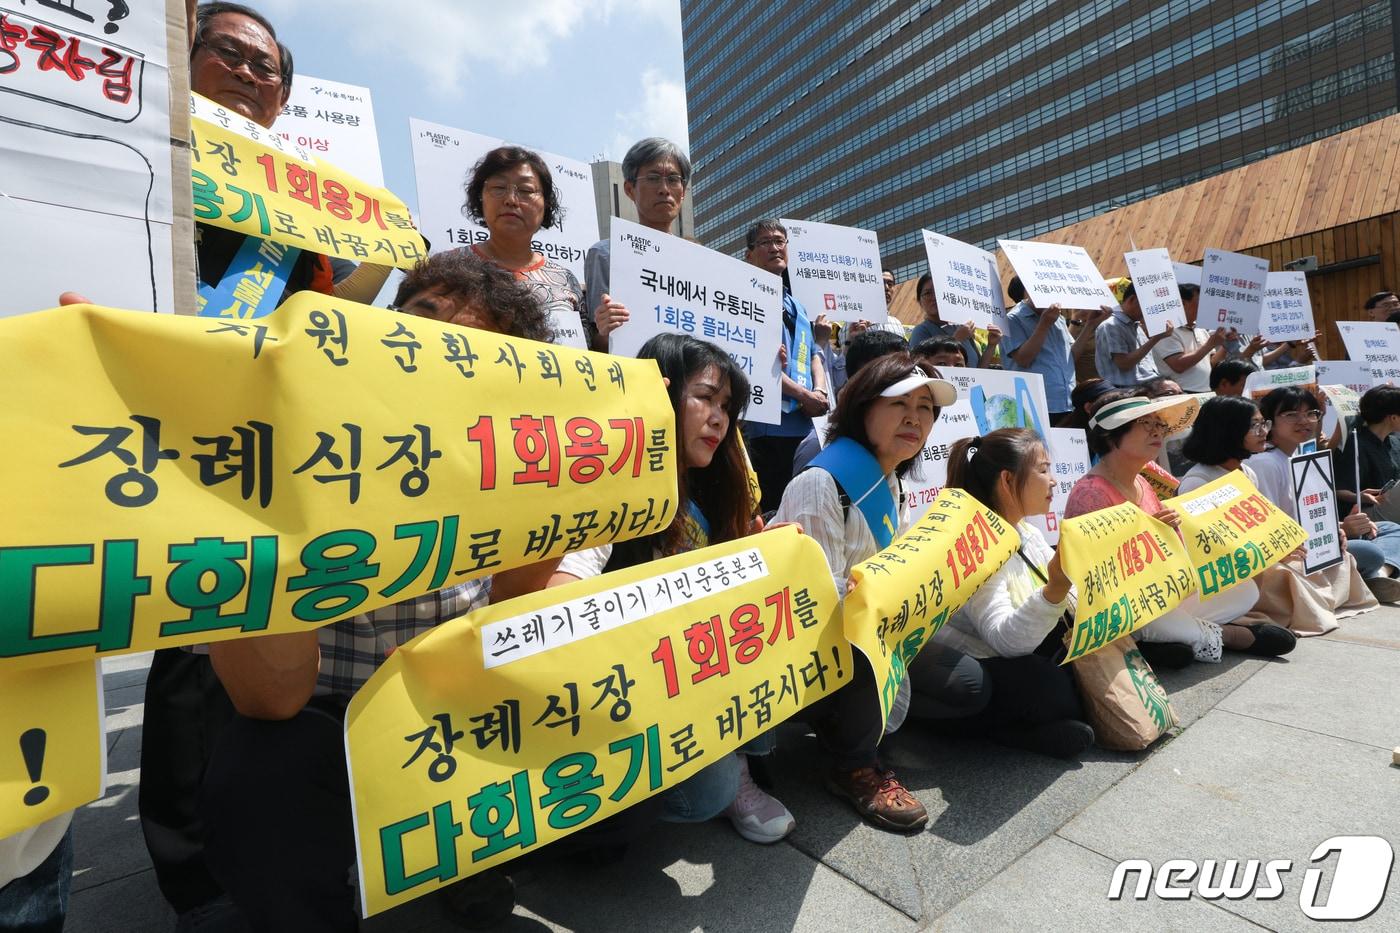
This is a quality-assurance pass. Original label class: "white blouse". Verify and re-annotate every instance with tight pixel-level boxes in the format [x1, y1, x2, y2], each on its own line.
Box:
[1243, 448, 1297, 521]
[1177, 461, 1260, 496]
[771, 467, 912, 595]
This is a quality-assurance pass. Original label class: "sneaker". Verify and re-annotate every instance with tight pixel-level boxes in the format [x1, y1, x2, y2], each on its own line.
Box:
[1240, 622, 1297, 657]
[725, 754, 795, 844]
[1364, 574, 1400, 604]
[825, 765, 928, 833]
[1137, 640, 1194, 669]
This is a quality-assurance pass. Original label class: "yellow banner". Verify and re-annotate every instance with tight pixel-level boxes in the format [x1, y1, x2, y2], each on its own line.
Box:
[1140, 461, 1180, 501]
[1172, 470, 1307, 598]
[345, 528, 844, 916]
[0, 661, 104, 837]
[1, 293, 676, 669]
[1059, 504, 1195, 662]
[843, 489, 1018, 726]
[189, 94, 425, 269]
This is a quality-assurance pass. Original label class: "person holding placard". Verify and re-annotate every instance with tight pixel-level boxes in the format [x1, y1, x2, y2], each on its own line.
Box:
[911, 273, 988, 367]
[1065, 394, 1278, 666]
[583, 138, 692, 349]
[1151, 283, 1229, 393]
[1364, 291, 1400, 322]
[1094, 282, 1168, 388]
[742, 220, 831, 512]
[1335, 386, 1400, 514]
[1180, 396, 1379, 629]
[773, 356, 978, 832]
[1003, 277, 1106, 420]
[461, 146, 590, 349]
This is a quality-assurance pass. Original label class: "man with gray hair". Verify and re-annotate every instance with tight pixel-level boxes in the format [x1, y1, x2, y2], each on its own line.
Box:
[583, 137, 692, 350]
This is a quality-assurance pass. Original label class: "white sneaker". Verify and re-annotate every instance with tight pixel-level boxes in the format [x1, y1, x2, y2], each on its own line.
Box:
[725, 754, 795, 844]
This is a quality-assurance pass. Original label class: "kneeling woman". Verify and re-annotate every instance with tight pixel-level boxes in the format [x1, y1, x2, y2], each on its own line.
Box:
[772, 354, 987, 832]
[549, 334, 794, 845]
[929, 429, 1094, 759]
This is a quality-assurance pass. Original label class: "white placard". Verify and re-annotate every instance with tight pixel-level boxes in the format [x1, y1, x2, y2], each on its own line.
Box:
[1315, 360, 1374, 395]
[409, 117, 598, 280]
[607, 218, 783, 425]
[1124, 248, 1185, 335]
[1, 0, 173, 316]
[1173, 262, 1202, 287]
[1336, 321, 1400, 384]
[903, 368, 1052, 520]
[1244, 364, 1316, 400]
[1200, 249, 1268, 333]
[1026, 428, 1091, 546]
[781, 218, 884, 322]
[921, 229, 1008, 331]
[1290, 451, 1344, 574]
[1260, 271, 1316, 343]
[276, 75, 384, 187]
[997, 240, 1118, 310]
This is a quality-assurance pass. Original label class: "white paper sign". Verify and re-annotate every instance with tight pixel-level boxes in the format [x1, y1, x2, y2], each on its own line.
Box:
[921, 230, 1007, 331]
[409, 117, 598, 280]
[1315, 360, 1374, 395]
[1124, 248, 1185, 335]
[1173, 262, 1202, 287]
[1260, 272, 1315, 343]
[607, 218, 784, 425]
[1200, 249, 1268, 333]
[276, 76, 384, 187]
[1337, 321, 1400, 385]
[997, 240, 1118, 310]
[903, 368, 1052, 520]
[1244, 365, 1316, 400]
[1026, 428, 1091, 546]
[1290, 451, 1344, 574]
[781, 218, 884, 323]
[1, 0, 174, 316]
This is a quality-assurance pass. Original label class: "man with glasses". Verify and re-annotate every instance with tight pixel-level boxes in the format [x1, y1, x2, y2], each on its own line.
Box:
[1364, 290, 1400, 322]
[584, 137, 692, 350]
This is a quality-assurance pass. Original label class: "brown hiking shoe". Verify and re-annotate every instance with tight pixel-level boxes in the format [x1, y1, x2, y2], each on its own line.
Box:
[825, 765, 928, 832]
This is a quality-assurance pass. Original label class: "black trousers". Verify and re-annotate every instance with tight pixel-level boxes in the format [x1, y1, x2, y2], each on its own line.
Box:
[909, 651, 1083, 735]
[745, 434, 804, 514]
[138, 648, 237, 914]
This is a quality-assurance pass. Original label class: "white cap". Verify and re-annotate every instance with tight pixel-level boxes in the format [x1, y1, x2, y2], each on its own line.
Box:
[880, 366, 958, 406]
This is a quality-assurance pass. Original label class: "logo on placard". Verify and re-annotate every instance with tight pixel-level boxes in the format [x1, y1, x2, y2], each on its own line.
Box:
[824, 294, 837, 311]
[621, 233, 657, 255]
[553, 163, 587, 182]
[750, 277, 777, 297]
[419, 131, 457, 149]
[1107, 836, 1393, 920]
[788, 224, 805, 236]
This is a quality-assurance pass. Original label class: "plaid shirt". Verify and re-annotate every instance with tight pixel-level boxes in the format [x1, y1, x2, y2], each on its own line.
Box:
[314, 579, 491, 698]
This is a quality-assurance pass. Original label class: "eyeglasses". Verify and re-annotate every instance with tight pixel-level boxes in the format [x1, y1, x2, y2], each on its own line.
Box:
[753, 236, 787, 250]
[1067, 319, 1084, 328]
[639, 172, 685, 189]
[1136, 419, 1171, 437]
[484, 182, 542, 201]
[1248, 419, 1272, 434]
[197, 39, 281, 85]
[1276, 409, 1322, 424]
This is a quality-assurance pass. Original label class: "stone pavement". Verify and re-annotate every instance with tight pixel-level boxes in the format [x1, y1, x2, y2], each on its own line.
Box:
[69, 608, 1400, 932]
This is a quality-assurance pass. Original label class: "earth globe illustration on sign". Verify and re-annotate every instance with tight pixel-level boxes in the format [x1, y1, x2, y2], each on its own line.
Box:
[971, 377, 1045, 437]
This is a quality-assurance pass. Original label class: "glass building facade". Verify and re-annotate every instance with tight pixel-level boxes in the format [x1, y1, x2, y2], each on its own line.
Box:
[681, 0, 1399, 280]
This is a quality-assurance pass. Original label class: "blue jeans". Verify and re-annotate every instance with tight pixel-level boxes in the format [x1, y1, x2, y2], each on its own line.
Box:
[660, 752, 740, 822]
[1367, 521, 1400, 573]
[0, 825, 72, 933]
[1350, 537, 1385, 578]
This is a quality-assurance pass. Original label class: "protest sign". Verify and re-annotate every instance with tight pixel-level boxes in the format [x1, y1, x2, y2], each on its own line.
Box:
[1244, 364, 1316, 401]
[608, 218, 784, 425]
[0, 0, 175, 317]
[1026, 428, 1091, 546]
[345, 527, 843, 915]
[997, 240, 1118, 310]
[189, 94, 424, 284]
[1315, 360, 1374, 395]
[1289, 452, 1345, 574]
[1172, 471, 1307, 597]
[276, 75, 384, 188]
[408, 117, 597, 281]
[903, 398, 975, 518]
[1200, 249, 1268, 333]
[782, 219, 884, 323]
[1124, 248, 1185, 336]
[1336, 321, 1400, 384]
[1261, 271, 1316, 343]
[1058, 504, 1195, 663]
[843, 489, 1018, 726]
[1172, 262, 1202, 288]
[0, 293, 677, 670]
[921, 230, 1007, 331]
[0, 661, 104, 836]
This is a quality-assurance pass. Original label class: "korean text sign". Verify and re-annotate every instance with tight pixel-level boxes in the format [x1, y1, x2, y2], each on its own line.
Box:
[1123, 248, 1185, 336]
[1200, 249, 1268, 334]
[921, 230, 1007, 331]
[1337, 321, 1400, 384]
[344, 528, 844, 916]
[189, 94, 425, 271]
[781, 219, 884, 323]
[1058, 504, 1194, 663]
[0, 293, 677, 670]
[276, 74, 385, 188]
[1026, 428, 1091, 546]
[608, 218, 784, 425]
[1244, 364, 1316, 401]
[843, 489, 1018, 727]
[1261, 271, 1316, 343]
[1289, 453, 1345, 575]
[997, 239, 1118, 311]
[1173, 471, 1307, 598]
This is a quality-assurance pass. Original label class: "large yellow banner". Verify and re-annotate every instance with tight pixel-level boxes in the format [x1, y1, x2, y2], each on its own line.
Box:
[842, 489, 1018, 726]
[0, 661, 104, 837]
[1, 293, 676, 670]
[189, 94, 425, 269]
[345, 528, 843, 916]
[1172, 471, 1306, 598]
[1058, 504, 1195, 663]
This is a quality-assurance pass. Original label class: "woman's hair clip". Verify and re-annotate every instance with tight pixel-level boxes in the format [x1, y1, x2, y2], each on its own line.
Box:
[965, 439, 980, 462]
